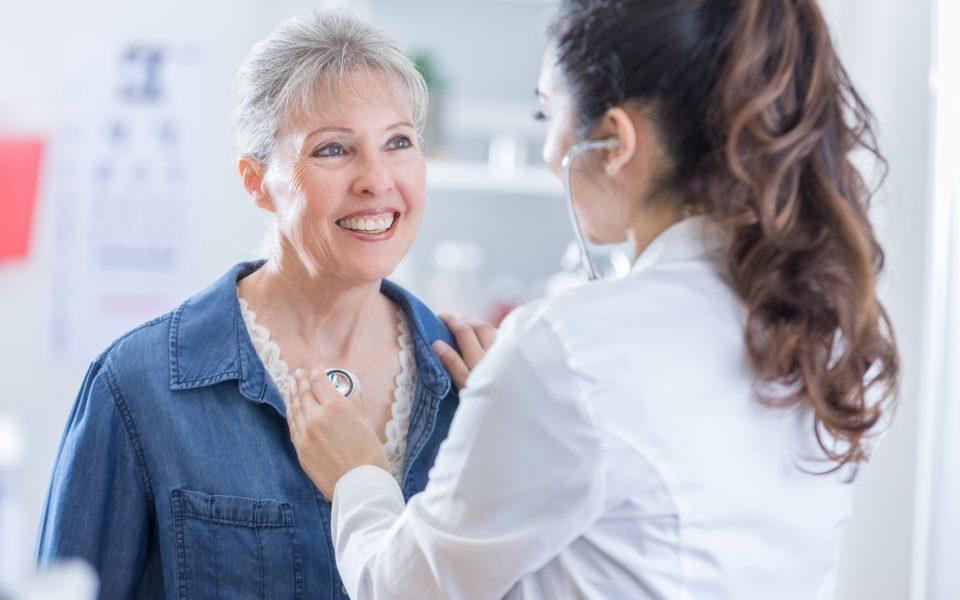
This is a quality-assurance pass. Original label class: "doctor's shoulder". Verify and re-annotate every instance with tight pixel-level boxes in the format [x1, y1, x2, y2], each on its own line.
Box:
[490, 268, 740, 384]
[515, 268, 705, 330]
[488, 276, 639, 358]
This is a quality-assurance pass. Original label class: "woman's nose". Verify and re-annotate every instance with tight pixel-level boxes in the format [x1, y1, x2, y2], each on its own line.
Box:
[351, 153, 395, 197]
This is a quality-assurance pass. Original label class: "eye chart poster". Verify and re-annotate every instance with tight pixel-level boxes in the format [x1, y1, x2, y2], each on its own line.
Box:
[48, 34, 209, 362]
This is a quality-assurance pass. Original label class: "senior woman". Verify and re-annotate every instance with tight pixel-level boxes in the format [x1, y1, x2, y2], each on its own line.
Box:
[36, 12, 463, 599]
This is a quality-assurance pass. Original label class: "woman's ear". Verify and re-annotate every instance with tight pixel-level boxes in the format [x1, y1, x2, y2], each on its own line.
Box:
[597, 106, 638, 177]
[238, 156, 276, 213]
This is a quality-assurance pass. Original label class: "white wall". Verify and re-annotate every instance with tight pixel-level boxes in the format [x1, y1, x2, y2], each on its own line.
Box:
[915, 0, 960, 596]
[819, 1, 935, 598]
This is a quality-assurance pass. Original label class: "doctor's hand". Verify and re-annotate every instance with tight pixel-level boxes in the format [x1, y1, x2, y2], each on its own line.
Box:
[287, 368, 391, 500]
[432, 314, 498, 391]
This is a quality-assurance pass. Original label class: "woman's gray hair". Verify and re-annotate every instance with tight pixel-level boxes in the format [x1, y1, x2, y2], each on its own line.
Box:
[234, 10, 428, 161]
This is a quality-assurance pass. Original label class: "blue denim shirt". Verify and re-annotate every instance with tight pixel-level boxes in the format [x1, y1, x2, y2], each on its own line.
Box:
[36, 261, 460, 599]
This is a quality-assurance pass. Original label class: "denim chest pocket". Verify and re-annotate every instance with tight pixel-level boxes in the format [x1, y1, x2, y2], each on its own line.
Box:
[171, 489, 304, 600]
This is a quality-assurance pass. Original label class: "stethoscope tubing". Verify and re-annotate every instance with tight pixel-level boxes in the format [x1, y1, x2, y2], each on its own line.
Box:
[560, 138, 616, 282]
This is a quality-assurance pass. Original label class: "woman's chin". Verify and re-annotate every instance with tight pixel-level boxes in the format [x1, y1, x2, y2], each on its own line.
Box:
[339, 259, 401, 284]
[300, 243, 409, 284]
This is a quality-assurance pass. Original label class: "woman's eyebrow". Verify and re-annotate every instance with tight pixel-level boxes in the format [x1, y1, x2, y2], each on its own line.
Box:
[307, 122, 413, 137]
[307, 126, 352, 137]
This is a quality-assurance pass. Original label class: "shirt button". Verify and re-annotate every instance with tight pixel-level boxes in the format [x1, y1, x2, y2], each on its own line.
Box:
[341, 584, 348, 595]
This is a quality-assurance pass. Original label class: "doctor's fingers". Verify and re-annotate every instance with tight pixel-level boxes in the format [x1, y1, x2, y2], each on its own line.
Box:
[462, 316, 498, 351]
[307, 368, 370, 421]
[289, 371, 326, 439]
[432, 340, 470, 391]
[308, 367, 351, 407]
[439, 314, 487, 368]
[340, 387, 369, 421]
[287, 375, 308, 441]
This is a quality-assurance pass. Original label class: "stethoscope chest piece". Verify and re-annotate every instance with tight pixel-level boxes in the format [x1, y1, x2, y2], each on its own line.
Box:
[325, 368, 359, 398]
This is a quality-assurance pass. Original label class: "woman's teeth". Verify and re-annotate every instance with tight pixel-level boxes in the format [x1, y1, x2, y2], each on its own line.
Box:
[337, 213, 396, 233]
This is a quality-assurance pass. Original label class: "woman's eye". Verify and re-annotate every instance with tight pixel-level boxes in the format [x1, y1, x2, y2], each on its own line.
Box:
[533, 110, 548, 122]
[314, 143, 346, 157]
[387, 136, 413, 150]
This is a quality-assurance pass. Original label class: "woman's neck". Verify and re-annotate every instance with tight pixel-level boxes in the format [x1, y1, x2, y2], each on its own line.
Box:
[237, 255, 392, 365]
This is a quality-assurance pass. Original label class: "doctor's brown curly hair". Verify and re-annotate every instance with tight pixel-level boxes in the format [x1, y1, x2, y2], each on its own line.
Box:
[551, 0, 899, 470]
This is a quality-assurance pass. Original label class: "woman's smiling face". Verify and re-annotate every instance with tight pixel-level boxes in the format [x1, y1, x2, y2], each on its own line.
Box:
[262, 70, 426, 283]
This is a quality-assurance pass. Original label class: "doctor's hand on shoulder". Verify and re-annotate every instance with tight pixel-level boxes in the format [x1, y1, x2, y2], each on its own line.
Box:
[432, 313, 498, 391]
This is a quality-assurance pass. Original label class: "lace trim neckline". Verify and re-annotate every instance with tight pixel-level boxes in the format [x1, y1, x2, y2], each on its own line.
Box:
[237, 296, 417, 484]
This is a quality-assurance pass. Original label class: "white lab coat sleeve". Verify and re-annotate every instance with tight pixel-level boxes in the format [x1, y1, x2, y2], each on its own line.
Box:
[331, 304, 607, 599]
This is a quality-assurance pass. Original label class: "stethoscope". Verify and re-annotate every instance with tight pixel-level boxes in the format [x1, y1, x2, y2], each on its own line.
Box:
[326, 368, 359, 398]
[560, 137, 620, 281]
[328, 137, 619, 398]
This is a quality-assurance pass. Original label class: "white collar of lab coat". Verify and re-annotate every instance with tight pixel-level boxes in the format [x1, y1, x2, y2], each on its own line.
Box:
[630, 215, 728, 275]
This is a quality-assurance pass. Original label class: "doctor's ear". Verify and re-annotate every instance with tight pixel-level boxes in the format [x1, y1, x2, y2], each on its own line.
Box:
[238, 156, 277, 213]
[597, 106, 638, 177]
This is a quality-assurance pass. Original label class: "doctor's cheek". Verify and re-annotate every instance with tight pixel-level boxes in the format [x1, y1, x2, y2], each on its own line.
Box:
[543, 135, 564, 176]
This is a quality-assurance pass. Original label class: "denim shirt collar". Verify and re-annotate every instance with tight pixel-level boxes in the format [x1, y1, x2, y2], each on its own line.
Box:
[168, 261, 452, 415]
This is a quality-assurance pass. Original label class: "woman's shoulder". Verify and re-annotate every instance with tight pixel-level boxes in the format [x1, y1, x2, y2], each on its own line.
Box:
[92, 311, 176, 381]
[94, 262, 254, 384]
[67, 311, 177, 426]
[97, 261, 262, 368]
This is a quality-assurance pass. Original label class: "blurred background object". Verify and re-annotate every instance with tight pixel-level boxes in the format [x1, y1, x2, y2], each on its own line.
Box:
[13, 560, 98, 600]
[0, 0, 957, 598]
[0, 415, 26, 594]
[410, 49, 446, 155]
[0, 139, 44, 262]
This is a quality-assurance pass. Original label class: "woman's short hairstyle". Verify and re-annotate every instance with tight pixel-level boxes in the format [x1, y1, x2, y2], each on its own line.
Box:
[234, 10, 428, 161]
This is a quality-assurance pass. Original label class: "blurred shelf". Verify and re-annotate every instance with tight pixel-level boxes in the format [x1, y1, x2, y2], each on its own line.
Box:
[426, 159, 561, 196]
[442, 100, 548, 141]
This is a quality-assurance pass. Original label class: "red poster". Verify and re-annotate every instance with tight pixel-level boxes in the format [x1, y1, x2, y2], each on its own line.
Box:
[0, 138, 45, 261]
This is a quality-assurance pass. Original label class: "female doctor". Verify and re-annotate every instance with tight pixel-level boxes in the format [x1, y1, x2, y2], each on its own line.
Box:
[287, 0, 899, 597]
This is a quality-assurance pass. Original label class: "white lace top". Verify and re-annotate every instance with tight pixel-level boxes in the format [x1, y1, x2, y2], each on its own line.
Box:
[238, 296, 417, 484]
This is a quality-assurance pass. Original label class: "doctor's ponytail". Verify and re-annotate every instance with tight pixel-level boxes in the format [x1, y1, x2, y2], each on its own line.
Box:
[552, 0, 899, 471]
